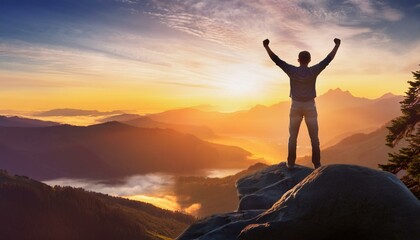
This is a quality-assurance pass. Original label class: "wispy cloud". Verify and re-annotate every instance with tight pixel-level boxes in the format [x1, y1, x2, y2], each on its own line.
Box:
[146, 0, 410, 50]
[44, 173, 174, 196]
[347, 0, 403, 21]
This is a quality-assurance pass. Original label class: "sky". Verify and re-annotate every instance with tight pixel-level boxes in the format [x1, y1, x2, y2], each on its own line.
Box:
[1, 0, 419, 113]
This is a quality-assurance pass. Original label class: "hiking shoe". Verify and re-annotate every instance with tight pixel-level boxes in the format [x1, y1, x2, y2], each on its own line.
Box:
[287, 163, 295, 169]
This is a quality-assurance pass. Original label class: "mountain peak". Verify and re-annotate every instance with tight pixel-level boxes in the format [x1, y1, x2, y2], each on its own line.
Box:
[323, 88, 353, 97]
[87, 121, 134, 130]
[378, 92, 397, 100]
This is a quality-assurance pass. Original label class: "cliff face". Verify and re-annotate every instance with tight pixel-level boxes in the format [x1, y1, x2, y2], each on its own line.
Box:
[177, 163, 420, 240]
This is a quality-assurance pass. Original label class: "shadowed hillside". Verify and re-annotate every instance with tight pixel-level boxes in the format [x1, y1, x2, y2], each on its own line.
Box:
[0, 170, 194, 240]
[124, 116, 217, 139]
[174, 163, 268, 217]
[99, 113, 217, 139]
[0, 122, 256, 180]
[298, 126, 406, 168]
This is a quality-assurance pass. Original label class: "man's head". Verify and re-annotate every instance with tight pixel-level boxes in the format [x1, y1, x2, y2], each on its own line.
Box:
[298, 51, 311, 65]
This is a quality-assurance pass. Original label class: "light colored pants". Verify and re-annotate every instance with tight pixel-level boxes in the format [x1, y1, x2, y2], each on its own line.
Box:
[287, 99, 320, 167]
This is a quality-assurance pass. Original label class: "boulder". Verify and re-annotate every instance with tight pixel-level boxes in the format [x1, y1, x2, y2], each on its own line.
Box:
[177, 163, 310, 239]
[177, 164, 420, 240]
[177, 210, 263, 240]
[238, 165, 420, 240]
[236, 162, 312, 210]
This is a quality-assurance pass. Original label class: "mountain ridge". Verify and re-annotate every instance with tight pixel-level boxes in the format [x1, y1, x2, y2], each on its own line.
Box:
[0, 115, 59, 127]
[0, 122, 256, 180]
[144, 89, 403, 157]
[34, 108, 124, 117]
[297, 125, 407, 169]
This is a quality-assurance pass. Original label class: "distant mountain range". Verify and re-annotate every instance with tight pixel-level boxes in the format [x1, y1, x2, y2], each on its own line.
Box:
[0, 89, 403, 181]
[125, 117, 217, 139]
[147, 89, 403, 147]
[99, 113, 142, 122]
[0, 122, 255, 180]
[0, 115, 59, 127]
[0, 170, 194, 240]
[11, 89, 402, 149]
[34, 108, 124, 117]
[99, 115, 217, 139]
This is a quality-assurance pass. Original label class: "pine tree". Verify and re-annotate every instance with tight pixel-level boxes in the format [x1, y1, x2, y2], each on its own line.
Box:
[379, 69, 420, 198]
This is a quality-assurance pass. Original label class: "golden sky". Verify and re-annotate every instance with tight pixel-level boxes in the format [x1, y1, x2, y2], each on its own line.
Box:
[1, 0, 419, 113]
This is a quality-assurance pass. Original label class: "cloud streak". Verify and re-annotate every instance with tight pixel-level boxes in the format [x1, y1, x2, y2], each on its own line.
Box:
[146, 0, 409, 49]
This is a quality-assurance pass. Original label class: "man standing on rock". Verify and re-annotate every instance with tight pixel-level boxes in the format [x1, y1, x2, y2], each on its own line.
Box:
[263, 38, 341, 169]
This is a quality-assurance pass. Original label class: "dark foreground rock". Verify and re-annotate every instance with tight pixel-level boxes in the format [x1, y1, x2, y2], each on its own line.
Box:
[177, 164, 420, 240]
[236, 162, 312, 210]
[176, 210, 263, 240]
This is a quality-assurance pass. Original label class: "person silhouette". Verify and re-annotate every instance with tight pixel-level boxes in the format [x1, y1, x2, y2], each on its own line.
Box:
[263, 38, 341, 169]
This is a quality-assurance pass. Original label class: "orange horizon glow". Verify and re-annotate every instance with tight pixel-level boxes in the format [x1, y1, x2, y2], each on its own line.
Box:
[0, 84, 410, 114]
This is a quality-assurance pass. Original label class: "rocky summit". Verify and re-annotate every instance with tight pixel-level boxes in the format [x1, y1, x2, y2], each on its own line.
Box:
[177, 163, 420, 240]
[236, 163, 313, 211]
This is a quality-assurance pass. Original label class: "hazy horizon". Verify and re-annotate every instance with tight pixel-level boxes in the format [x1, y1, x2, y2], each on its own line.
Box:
[0, 87, 403, 126]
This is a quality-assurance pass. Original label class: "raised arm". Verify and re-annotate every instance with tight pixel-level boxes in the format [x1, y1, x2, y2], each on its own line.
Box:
[328, 38, 341, 59]
[263, 39, 281, 63]
[263, 39, 293, 74]
[311, 38, 341, 74]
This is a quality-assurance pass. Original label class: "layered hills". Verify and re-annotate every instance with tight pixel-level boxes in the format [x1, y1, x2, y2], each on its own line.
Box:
[80, 89, 402, 163]
[3, 89, 401, 165]
[298, 125, 405, 168]
[147, 89, 402, 147]
[124, 116, 217, 139]
[0, 122, 255, 180]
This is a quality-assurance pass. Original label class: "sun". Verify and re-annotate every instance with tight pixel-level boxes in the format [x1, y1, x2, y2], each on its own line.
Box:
[223, 66, 263, 96]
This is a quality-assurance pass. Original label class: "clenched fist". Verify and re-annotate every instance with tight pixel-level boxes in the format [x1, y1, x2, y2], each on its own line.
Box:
[263, 39, 270, 47]
[334, 38, 341, 45]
